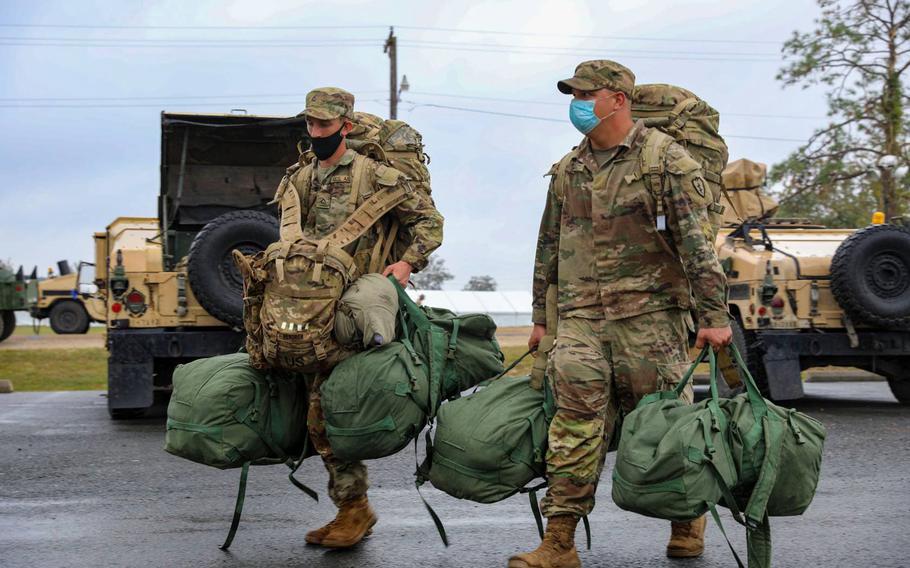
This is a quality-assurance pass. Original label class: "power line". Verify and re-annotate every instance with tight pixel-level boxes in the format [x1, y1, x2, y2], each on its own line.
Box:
[0, 98, 389, 109]
[406, 102, 809, 142]
[0, 91, 386, 102]
[0, 36, 780, 57]
[397, 25, 785, 45]
[405, 91, 826, 120]
[0, 22, 785, 45]
[401, 39, 780, 58]
[0, 40, 381, 48]
[398, 43, 781, 62]
[0, 23, 388, 30]
[0, 89, 825, 122]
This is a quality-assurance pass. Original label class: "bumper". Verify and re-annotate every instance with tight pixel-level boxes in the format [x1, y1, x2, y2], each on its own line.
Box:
[107, 328, 243, 410]
[756, 329, 910, 400]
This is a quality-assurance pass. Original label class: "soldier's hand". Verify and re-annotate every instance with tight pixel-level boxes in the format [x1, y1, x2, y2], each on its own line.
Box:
[528, 324, 547, 354]
[695, 325, 733, 350]
[382, 261, 413, 287]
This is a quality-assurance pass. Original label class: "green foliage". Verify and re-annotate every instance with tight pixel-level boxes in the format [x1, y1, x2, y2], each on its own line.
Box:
[773, 0, 910, 222]
[463, 275, 497, 291]
[410, 254, 454, 290]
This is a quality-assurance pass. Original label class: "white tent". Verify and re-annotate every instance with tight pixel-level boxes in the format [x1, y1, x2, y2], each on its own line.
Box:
[406, 289, 533, 327]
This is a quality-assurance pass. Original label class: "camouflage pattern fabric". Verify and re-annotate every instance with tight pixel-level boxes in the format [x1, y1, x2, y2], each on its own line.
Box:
[539, 310, 694, 518]
[557, 59, 635, 96]
[300, 87, 355, 120]
[280, 149, 443, 273]
[532, 121, 729, 330]
[275, 125, 443, 504]
[306, 373, 369, 505]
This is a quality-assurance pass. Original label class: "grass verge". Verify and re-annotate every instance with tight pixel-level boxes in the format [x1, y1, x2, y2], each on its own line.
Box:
[0, 348, 106, 391]
[501, 344, 535, 377]
[13, 324, 106, 336]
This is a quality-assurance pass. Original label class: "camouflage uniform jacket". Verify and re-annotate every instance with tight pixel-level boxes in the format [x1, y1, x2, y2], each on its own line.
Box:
[278, 148, 444, 274]
[532, 121, 729, 329]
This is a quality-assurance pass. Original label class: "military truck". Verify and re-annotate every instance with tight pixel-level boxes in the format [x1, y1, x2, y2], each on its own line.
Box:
[27, 260, 105, 333]
[0, 264, 30, 342]
[717, 158, 910, 403]
[94, 112, 306, 417]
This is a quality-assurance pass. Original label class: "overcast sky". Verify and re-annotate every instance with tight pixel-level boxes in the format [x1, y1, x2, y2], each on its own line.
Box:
[0, 0, 828, 290]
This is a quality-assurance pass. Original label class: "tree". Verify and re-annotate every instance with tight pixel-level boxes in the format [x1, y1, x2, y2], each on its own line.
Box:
[410, 255, 454, 290]
[463, 275, 498, 291]
[772, 0, 910, 225]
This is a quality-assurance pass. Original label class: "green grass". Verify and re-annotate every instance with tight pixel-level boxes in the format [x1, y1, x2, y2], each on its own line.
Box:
[501, 344, 535, 377]
[0, 348, 106, 391]
[13, 324, 106, 336]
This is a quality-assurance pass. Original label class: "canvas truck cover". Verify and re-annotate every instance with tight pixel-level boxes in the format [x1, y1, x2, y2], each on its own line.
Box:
[159, 112, 308, 268]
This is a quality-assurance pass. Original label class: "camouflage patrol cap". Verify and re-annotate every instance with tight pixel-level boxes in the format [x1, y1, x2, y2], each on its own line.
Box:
[557, 60, 635, 96]
[300, 87, 355, 120]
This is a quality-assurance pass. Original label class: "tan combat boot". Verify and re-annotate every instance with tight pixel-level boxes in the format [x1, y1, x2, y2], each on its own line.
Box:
[507, 515, 581, 568]
[305, 496, 377, 548]
[666, 515, 707, 558]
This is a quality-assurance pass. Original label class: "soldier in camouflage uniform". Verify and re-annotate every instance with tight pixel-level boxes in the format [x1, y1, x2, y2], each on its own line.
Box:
[510, 61, 732, 568]
[287, 87, 444, 549]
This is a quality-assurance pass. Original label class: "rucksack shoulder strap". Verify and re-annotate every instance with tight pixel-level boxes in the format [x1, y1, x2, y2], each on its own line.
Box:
[549, 145, 580, 200]
[640, 130, 677, 226]
[325, 163, 410, 249]
[272, 163, 313, 243]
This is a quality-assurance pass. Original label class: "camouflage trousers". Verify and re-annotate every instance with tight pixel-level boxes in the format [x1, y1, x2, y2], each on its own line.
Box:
[539, 309, 694, 518]
[306, 374, 369, 507]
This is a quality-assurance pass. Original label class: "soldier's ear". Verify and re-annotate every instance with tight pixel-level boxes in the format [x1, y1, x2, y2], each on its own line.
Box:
[341, 119, 354, 137]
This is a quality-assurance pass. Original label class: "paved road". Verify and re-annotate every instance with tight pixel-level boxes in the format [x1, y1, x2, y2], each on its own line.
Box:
[1, 383, 907, 568]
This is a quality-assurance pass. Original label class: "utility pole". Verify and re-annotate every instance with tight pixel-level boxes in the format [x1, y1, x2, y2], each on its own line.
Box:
[384, 27, 398, 119]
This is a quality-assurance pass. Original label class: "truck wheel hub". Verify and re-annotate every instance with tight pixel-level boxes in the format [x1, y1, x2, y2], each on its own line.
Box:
[865, 253, 908, 298]
[220, 242, 260, 290]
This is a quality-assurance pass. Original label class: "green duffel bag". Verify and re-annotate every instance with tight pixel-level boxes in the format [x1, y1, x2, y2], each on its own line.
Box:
[321, 278, 505, 462]
[611, 346, 826, 568]
[165, 352, 308, 469]
[394, 278, 505, 398]
[426, 374, 554, 504]
[165, 352, 317, 551]
[322, 342, 430, 461]
[418, 307, 505, 396]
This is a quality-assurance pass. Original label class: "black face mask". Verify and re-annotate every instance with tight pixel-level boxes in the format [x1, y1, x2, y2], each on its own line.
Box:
[309, 125, 345, 160]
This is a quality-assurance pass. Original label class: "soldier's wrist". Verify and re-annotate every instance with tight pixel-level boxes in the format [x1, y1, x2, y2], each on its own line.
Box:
[698, 311, 731, 329]
[401, 252, 425, 271]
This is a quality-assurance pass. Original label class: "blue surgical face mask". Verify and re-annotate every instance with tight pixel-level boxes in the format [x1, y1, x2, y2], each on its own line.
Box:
[569, 96, 618, 135]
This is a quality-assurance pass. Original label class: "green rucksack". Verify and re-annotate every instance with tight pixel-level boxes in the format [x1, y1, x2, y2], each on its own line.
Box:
[425, 373, 554, 504]
[164, 352, 317, 550]
[611, 346, 826, 568]
[320, 276, 505, 462]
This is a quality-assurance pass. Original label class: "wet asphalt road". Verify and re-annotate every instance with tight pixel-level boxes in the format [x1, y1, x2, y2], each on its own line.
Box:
[1, 383, 908, 568]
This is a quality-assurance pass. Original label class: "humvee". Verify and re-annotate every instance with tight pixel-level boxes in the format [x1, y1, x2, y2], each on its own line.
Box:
[27, 260, 105, 334]
[717, 159, 910, 403]
[94, 112, 307, 417]
[0, 264, 29, 342]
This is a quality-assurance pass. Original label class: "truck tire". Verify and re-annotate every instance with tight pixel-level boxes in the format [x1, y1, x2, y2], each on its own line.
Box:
[715, 319, 748, 398]
[888, 379, 910, 405]
[49, 300, 90, 334]
[831, 224, 910, 329]
[0, 310, 15, 342]
[187, 210, 279, 328]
